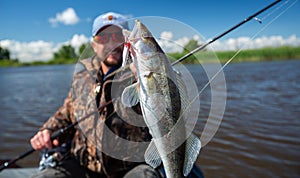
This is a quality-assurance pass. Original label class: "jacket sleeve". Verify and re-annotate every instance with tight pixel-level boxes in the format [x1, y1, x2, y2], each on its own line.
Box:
[39, 91, 75, 143]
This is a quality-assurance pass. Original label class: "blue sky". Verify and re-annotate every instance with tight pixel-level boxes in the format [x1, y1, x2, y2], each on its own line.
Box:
[1, 0, 299, 62]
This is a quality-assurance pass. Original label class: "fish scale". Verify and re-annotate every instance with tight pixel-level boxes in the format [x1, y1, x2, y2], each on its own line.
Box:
[122, 20, 201, 178]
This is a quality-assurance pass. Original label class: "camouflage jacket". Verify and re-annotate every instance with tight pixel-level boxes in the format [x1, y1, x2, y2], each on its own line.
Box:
[40, 56, 152, 177]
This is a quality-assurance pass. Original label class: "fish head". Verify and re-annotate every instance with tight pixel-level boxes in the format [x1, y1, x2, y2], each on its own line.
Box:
[129, 20, 155, 50]
[127, 20, 165, 75]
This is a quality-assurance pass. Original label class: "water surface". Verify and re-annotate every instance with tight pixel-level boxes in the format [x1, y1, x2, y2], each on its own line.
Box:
[0, 60, 299, 177]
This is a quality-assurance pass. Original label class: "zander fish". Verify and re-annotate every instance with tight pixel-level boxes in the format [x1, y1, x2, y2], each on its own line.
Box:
[122, 20, 201, 178]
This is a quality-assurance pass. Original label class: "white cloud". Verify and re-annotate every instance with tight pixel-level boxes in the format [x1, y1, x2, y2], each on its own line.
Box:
[157, 31, 300, 53]
[158, 31, 191, 53]
[49, 8, 79, 27]
[160, 31, 173, 40]
[0, 40, 57, 62]
[210, 35, 300, 51]
[0, 34, 89, 63]
[1, 34, 299, 63]
[69, 34, 89, 50]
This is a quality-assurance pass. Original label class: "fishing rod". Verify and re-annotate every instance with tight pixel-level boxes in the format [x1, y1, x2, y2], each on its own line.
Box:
[0, 0, 284, 172]
[0, 100, 112, 172]
[172, 0, 282, 65]
[0, 111, 96, 172]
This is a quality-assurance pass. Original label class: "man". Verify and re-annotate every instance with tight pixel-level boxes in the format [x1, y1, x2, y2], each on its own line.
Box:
[30, 12, 160, 178]
[30, 12, 203, 178]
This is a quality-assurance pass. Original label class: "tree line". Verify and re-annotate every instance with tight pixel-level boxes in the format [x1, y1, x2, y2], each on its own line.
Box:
[0, 46, 11, 60]
[2, 39, 300, 66]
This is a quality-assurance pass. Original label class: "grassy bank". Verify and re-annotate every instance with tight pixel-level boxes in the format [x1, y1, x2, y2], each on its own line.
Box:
[216, 46, 300, 63]
[168, 46, 300, 64]
[1, 46, 300, 67]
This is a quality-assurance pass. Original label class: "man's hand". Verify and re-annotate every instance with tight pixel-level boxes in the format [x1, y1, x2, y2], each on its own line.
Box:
[30, 129, 59, 150]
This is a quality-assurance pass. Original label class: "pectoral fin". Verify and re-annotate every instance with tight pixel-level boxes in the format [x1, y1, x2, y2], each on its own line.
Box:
[183, 134, 202, 176]
[144, 140, 162, 168]
[121, 83, 139, 107]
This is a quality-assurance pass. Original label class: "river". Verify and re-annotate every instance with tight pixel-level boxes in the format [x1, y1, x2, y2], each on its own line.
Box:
[0, 60, 299, 177]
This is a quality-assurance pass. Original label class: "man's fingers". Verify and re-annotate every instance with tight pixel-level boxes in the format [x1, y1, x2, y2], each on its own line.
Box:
[41, 130, 53, 149]
[30, 129, 53, 150]
[53, 139, 59, 146]
[30, 134, 43, 150]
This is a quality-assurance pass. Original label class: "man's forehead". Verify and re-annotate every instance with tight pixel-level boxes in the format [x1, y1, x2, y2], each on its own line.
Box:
[99, 25, 122, 34]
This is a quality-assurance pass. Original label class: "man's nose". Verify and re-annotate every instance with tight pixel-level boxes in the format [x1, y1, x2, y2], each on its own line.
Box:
[106, 37, 121, 49]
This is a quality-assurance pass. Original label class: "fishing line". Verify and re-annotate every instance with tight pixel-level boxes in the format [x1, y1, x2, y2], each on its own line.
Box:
[261, 0, 296, 21]
[176, 0, 297, 146]
[194, 0, 296, 99]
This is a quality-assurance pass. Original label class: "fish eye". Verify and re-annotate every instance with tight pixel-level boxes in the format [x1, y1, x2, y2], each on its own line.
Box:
[142, 31, 151, 38]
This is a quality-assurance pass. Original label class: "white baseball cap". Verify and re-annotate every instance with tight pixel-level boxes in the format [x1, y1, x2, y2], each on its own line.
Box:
[92, 12, 129, 36]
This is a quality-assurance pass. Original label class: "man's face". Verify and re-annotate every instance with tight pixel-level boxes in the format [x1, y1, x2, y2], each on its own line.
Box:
[92, 25, 124, 67]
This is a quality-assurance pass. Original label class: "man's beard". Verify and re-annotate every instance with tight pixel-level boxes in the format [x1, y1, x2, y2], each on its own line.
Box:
[102, 47, 123, 67]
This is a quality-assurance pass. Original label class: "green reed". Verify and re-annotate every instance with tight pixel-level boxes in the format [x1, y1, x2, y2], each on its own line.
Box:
[168, 46, 300, 64]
